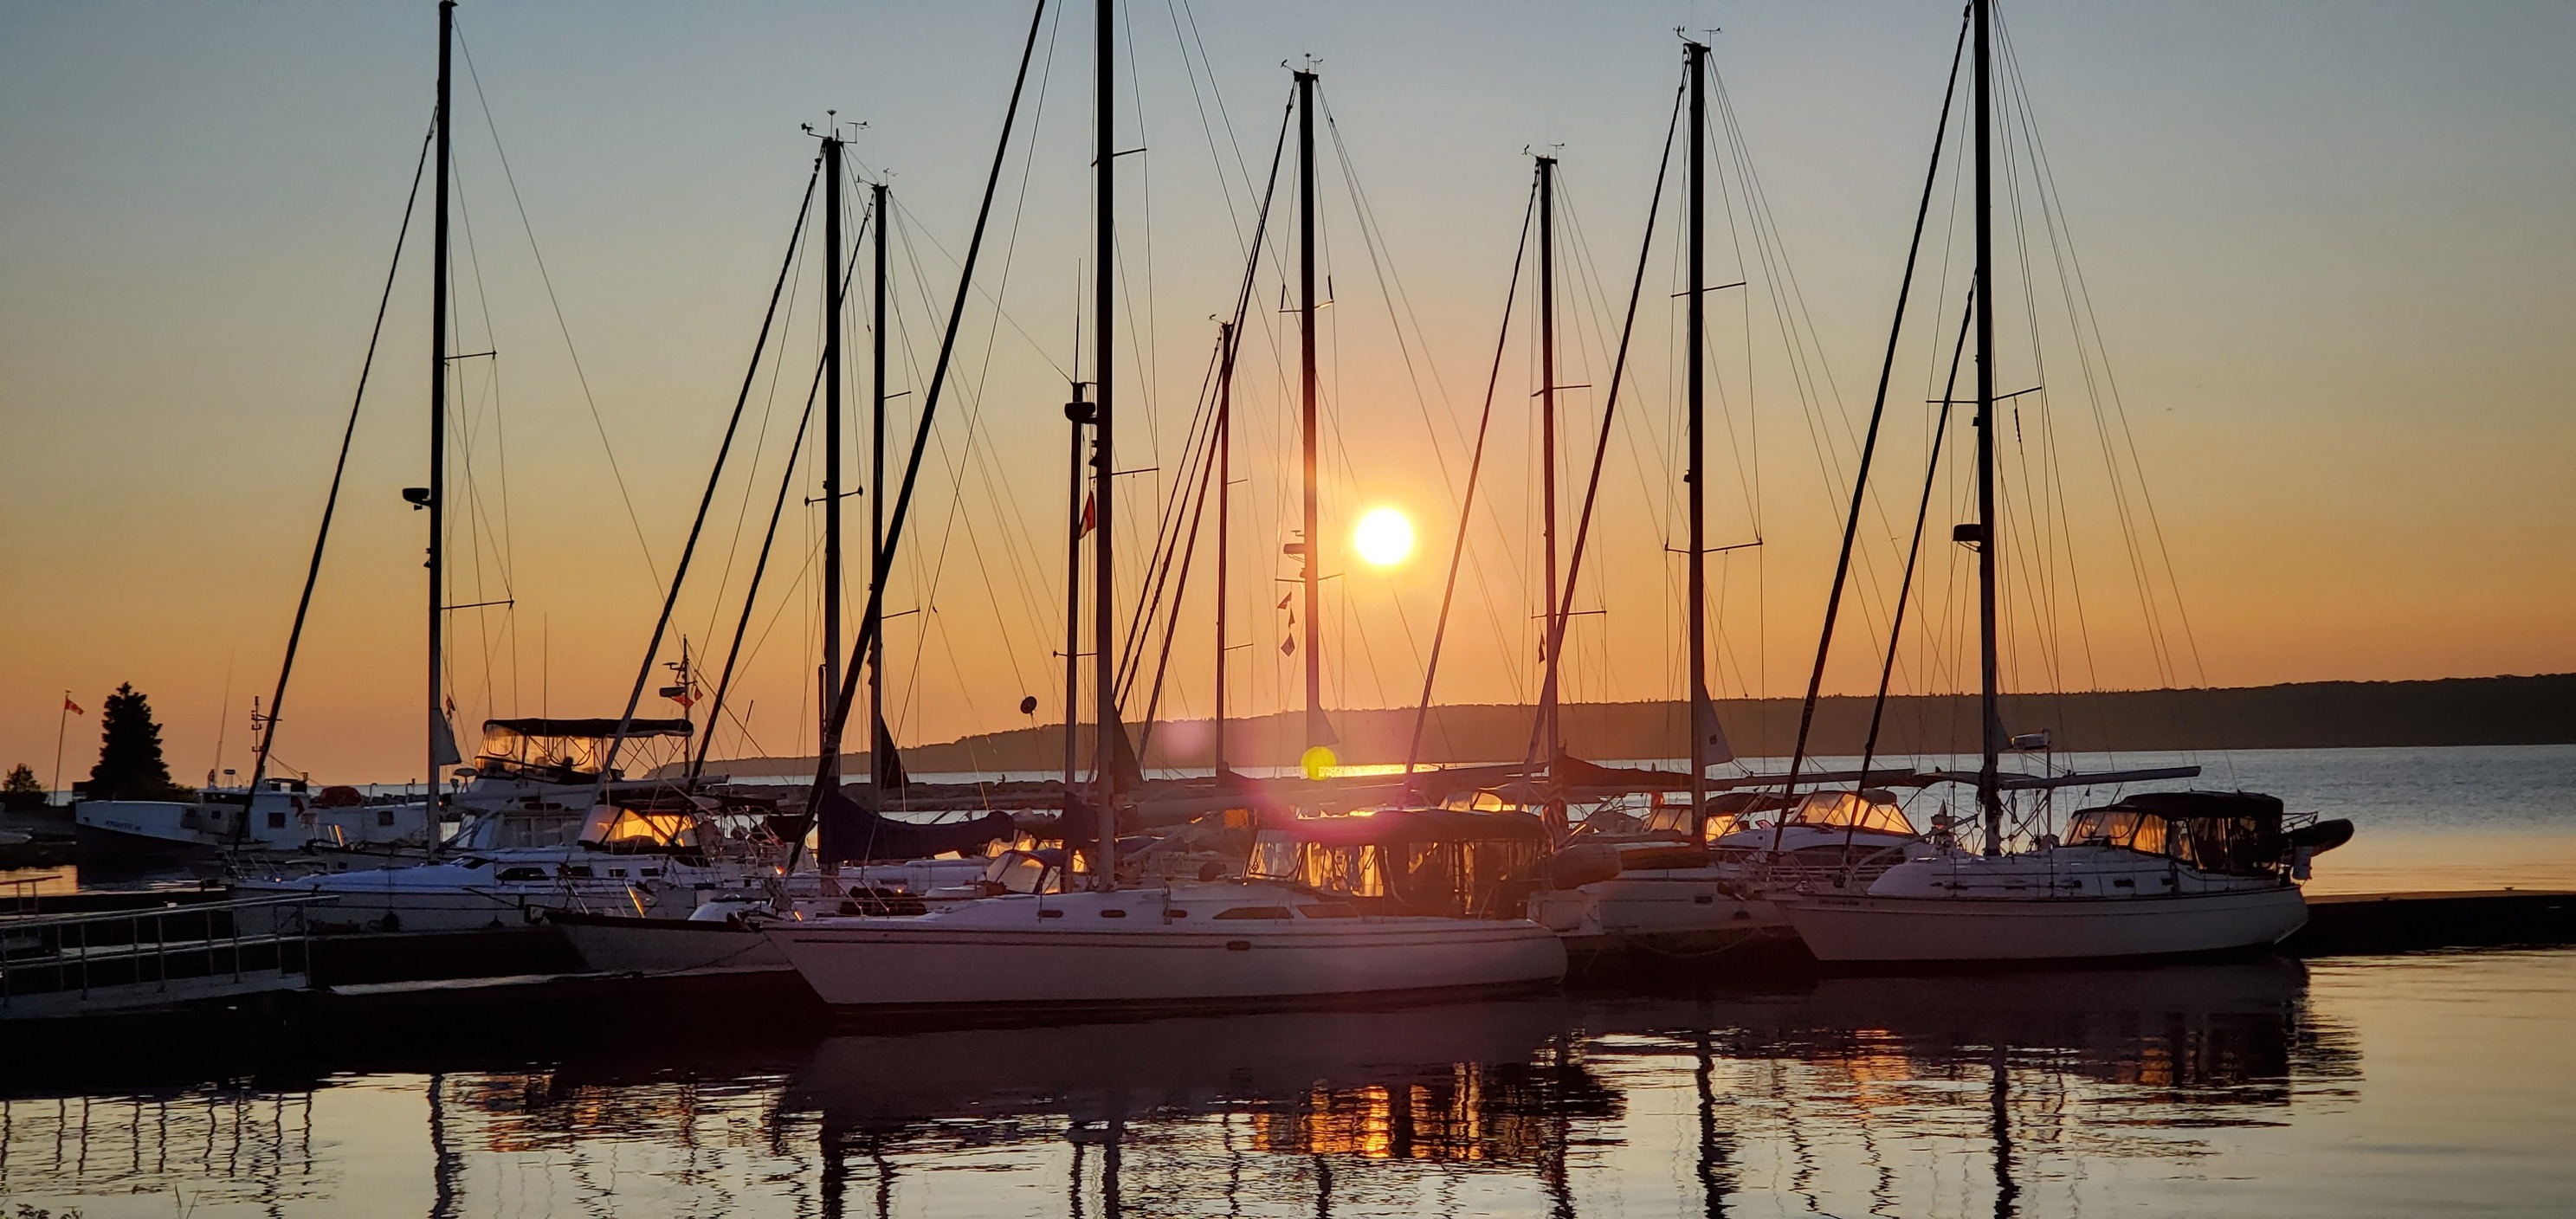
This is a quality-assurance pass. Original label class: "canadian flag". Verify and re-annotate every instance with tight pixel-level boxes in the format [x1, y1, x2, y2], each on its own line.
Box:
[63, 697, 84, 715]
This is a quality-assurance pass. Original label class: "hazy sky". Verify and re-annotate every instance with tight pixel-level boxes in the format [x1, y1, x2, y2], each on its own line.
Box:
[4, 1, 2572, 785]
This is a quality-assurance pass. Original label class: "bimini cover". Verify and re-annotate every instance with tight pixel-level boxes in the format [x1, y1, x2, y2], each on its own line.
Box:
[479, 718, 693, 773]
[814, 787, 1015, 865]
[2105, 790, 2284, 826]
[2074, 790, 2289, 875]
[1788, 790, 1916, 835]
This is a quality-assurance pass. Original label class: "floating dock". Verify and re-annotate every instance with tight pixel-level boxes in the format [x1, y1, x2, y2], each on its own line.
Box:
[2286, 890, 2576, 957]
[0, 894, 330, 1021]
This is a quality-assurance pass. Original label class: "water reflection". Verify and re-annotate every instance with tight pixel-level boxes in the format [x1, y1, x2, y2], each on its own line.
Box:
[1, 958, 2378, 1217]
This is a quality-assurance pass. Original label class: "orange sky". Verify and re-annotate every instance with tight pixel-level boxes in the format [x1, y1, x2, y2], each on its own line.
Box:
[4, 2, 2572, 785]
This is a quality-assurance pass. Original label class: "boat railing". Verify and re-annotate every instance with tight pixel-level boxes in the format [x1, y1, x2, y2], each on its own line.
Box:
[0, 893, 336, 1011]
[4, 872, 68, 917]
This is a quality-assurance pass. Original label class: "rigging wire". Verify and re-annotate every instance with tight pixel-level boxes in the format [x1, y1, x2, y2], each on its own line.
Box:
[1523, 75, 1683, 769]
[1403, 180, 1538, 783]
[804, 0, 1054, 824]
[236, 117, 435, 817]
[594, 158, 820, 793]
[453, 23, 665, 597]
[1779, 4, 1971, 800]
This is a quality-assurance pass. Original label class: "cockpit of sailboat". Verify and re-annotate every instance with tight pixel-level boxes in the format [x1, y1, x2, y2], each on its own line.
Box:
[2062, 791, 2353, 879]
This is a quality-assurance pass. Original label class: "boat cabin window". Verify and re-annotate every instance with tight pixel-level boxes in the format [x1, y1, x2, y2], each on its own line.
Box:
[2067, 809, 2172, 857]
[1296, 902, 1359, 919]
[581, 806, 700, 848]
[985, 852, 1057, 895]
[1212, 906, 1293, 920]
[1698, 812, 1744, 842]
[1253, 820, 1545, 917]
[496, 866, 548, 881]
[562, 866, 594, 879]
[1307, 844, 1391, 900]
[378, 809, 397, 828]
[1643, 801, 1694, 836]
[1246, 832, 1300, 881]
[268, 811, 287, 829]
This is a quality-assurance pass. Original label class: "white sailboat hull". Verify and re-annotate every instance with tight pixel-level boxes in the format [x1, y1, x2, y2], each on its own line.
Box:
[552, 913, 790, 975]
[1527, 868, 1784, 954]
[770, 885, 1567, 1012]
[1778, 885, 2308, 963]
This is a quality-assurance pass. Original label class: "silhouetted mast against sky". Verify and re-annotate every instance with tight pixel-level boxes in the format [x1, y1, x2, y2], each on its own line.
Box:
[1062, 383, 1089, 810]
[1295, 67, 1325, 751]
[868, 177, 892, 797]
[1684, 40, 1710, 836]
[1973, 0, 2005, 853]
[425, 0, 454, 857]
[1092, 0, 1119, 888]
[1214, 319, 1234, 778]
[1536, 153, 1561, 772]
[821, 130, 844, 790]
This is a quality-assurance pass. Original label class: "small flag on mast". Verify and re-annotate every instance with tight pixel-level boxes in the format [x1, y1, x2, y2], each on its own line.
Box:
[1078, 493, 1096, 538]
[63, 698, 83, 715]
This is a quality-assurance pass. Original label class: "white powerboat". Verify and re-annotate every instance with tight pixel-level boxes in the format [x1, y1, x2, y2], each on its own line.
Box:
[1775, 791, 2353, 964]
[767, 878, 1567, 1016]
[230, 800, 761, 933]
[546, 853, 1005, 977]
[1527, 790, 1920, 959]
[75, 778, 433, 859]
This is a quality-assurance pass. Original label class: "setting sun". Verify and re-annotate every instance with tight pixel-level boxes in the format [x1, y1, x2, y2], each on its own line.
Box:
[1353, 506, 1416, 567]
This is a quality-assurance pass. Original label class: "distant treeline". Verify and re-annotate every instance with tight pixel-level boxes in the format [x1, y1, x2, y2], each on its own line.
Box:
[701, 674, 2575, 777]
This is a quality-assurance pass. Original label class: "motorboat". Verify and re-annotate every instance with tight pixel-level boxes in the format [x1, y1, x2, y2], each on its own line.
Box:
[442, 717, 701, 848]
[74, 777, 432, 859]
[1775, 790, 2353, 963]
[229, 798, 759, 933]
[1527, 790, 1919, 960]
[767, 877, 1567, 1016]
[546, 852, 1009, 977]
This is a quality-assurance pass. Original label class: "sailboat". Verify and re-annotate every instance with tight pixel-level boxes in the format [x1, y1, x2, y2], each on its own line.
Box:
[1438, 42, 1921, 962]
[547, 126, 1012, 977]
[229, 2, 796, 932]
[769, 2, 1566, 1014]
[1770, 0, 2352, 964]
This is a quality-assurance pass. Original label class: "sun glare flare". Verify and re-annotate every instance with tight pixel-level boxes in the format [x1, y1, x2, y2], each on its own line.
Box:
[1353, 506, 1415, 567]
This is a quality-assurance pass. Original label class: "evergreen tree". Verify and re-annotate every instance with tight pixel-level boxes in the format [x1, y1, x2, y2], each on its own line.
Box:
[3, 763, 42, 809]
[88, 683, 184, 800]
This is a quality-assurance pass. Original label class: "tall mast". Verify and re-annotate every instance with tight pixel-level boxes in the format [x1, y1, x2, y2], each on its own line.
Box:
[1973, 0, 2004, 853]
[1536, 153, 1560, 768]
[1213, 319, 1233, 778]
[1294, 68, 1324, 749]
[821, 131, 845, 788]
[1062, 382, 1089, 812]
[868, 177, 890, 795]
[425, 0, 454, 856]
[1091, 0, 1118, 888]
[1683, 42, 1709, 835]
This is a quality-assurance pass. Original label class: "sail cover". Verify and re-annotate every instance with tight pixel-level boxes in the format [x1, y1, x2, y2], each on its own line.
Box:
[814, 786, 1013, 865]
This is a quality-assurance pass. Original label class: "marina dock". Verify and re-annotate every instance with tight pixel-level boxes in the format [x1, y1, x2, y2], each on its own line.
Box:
[5, 888, 2566, 1055]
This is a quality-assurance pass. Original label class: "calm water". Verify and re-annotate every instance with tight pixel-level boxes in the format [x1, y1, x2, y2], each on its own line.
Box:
[3, 951, 2573, 1217]
[4, 745, 2572, 1216]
